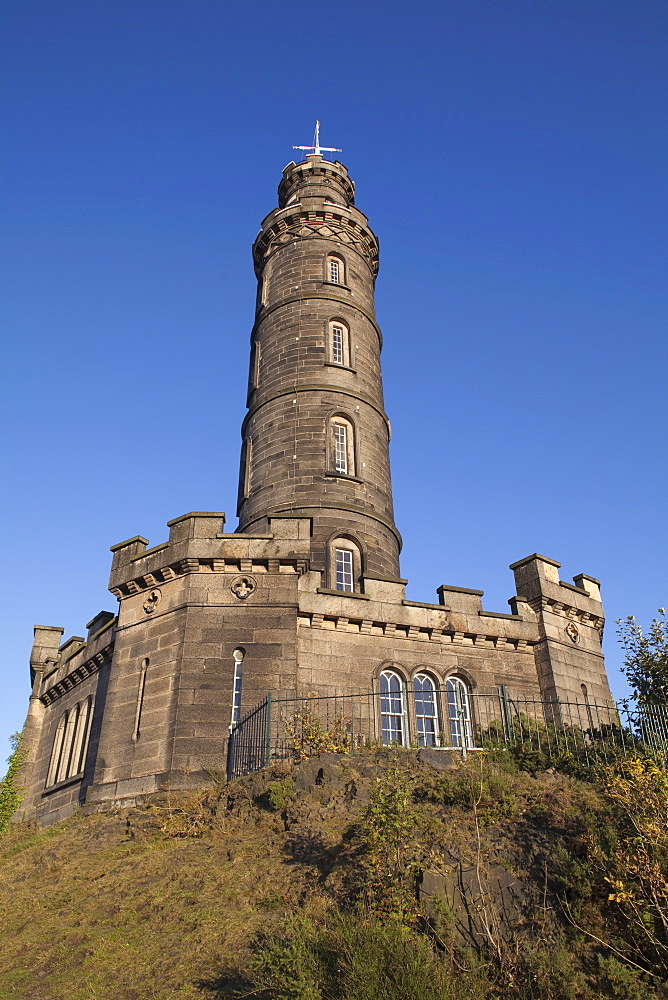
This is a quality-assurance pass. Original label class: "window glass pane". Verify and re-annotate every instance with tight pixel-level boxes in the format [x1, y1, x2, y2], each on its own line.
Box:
[380, 671, 405, 745]
[414, 674, 439, 747]
[335, 549, 354, 592]
[333, 423, 348, 474]
[332, 327, 344, 365]
[329, 259, 340, 283]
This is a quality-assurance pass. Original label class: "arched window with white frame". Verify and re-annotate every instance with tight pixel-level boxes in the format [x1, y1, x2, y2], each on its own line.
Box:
[231, 648, 245, 726]
[413, 674, 440, 747]
[329, 415, 355, 476]
[380, 670, 407, 745]
[326, 254, 345, 285]
[445, 676, 474, 749]
[328, 320, 350, 368]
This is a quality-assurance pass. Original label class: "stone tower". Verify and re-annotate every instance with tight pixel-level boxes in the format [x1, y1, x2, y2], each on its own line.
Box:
[17, 147, 615, 825]
[238, 155, 401, 584]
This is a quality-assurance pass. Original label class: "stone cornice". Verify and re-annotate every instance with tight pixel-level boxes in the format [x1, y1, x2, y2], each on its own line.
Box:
[40, 639, 114, 706]
[297, 610, 536, 652]
[110, 555, 310, 600]
[528, 596, 604, 631]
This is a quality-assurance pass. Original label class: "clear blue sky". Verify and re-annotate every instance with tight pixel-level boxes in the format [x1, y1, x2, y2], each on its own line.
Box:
[2, 0, 667, 763]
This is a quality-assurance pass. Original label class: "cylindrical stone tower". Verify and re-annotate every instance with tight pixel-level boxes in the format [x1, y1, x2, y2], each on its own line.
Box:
[237, 154, 401, 583]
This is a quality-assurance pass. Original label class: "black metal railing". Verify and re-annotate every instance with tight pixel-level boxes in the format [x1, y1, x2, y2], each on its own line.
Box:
[226, 686, 668, 780]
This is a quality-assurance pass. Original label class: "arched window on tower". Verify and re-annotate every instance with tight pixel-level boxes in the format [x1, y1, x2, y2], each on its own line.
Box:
[380, 670, 407, 745]
[445, 677, 474, 749]
[252, 340, 261, 390]
[328, 536, 362, 592]
[328, 320, 350, 367]
[326, 254, 345, 285]
[328, 416, 355, 476]
[413, 674, 440, 747]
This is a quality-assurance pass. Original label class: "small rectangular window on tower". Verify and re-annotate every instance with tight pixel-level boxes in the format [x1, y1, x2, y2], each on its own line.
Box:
[335, 549, 354, 592]
[333, 423, 348, 474]
[329, 259, 340, 283]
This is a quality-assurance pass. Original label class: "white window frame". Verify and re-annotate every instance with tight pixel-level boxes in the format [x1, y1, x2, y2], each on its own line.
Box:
[333, 423, 348, 474]
[327, 254, 345, 285]
[331, 326, 344, 365]
[328, 321, 350, 367]
[231, 649, 245, 726]
[380, 670, 407, 745]
[413, 674, 440, 747]
[335, 548, 354, 592]
[445, 677, 474, 749]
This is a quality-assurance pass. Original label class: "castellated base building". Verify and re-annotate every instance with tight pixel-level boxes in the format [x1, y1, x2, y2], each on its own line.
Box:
[20, 154, 613, 823]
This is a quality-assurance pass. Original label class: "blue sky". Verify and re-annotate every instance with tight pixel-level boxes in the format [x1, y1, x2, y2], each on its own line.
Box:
[2, 0, 667, 763]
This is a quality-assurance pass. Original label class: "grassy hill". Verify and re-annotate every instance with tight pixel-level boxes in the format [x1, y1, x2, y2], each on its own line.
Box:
[1, 747, 667, 999]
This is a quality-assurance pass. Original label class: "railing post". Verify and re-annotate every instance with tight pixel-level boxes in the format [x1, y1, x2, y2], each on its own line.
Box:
[263, 692, 273, 768]
[226, 725, 237, 782]
[500, 685, 511, 743]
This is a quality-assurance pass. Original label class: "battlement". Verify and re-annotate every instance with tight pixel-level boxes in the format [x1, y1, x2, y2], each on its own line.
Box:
[108, 511, 313, 597]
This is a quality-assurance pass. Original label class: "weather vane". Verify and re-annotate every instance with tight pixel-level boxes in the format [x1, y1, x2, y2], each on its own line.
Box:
[293, 121, 342, 159]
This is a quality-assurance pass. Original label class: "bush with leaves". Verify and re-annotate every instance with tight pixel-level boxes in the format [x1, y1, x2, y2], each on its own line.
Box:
[600, 756, 668, 977]
[283, 706, 353, 761]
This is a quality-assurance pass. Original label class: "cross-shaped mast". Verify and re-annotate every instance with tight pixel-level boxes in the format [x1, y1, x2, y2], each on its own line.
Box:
[293, 121, 342, 158]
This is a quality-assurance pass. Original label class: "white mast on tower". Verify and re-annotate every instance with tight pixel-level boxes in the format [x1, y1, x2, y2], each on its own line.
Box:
[293, 121, 342, 158]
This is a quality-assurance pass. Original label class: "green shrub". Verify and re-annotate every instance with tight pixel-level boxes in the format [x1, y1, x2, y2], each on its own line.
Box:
[0, 733, 26, 832]
[264, 777, 294, 812]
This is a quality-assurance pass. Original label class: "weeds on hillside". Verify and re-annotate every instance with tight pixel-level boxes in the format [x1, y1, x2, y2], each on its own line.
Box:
[357, 764, 422, 922]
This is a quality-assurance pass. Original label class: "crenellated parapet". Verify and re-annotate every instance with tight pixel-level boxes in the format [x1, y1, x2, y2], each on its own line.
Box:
[108, 511, 311, 599]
